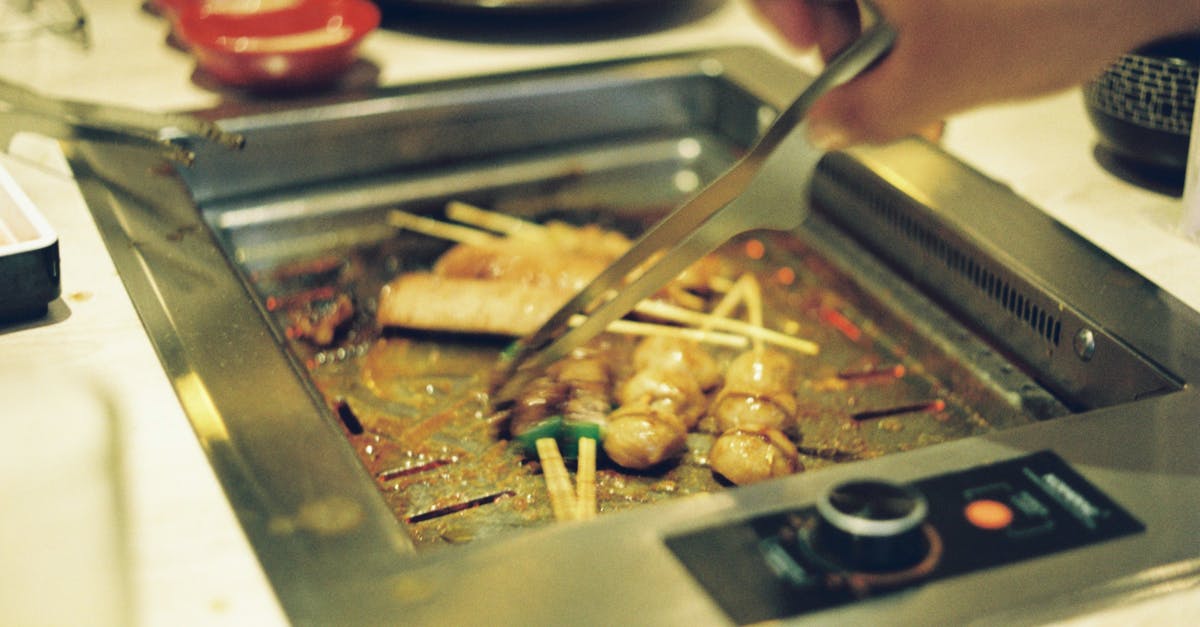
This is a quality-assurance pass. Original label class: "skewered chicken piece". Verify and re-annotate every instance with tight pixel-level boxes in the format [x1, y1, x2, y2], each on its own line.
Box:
[506, 345, 614, 458]
[376, 273, 752, 342]
[623, 336, 721, 429]
[707, 426, 799, 486]
[523, 221, 633, 260]
[631, 335, 723, 393]
[604, 337, 718, 470]
[445, 201, 720, 296]
[702, 272, 804, 485]
[555, 348, 613, 431]
[507, 373, 567, 440]
[707, 349, 803, 485]
[376, 272, 575, 337]
[432, 220, 725, 300]
[602, 404, 689, 470]
[710, 349, 798, 433]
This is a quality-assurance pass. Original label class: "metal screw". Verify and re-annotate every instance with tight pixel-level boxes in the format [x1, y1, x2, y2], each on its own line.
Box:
[1073, 328, 1096, 361]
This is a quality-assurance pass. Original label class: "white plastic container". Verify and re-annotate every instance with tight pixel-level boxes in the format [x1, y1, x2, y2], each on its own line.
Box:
[0, 160, 59, 322]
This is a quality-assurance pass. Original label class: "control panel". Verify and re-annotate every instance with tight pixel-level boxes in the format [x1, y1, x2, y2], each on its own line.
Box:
[665, 451, 1143, 624]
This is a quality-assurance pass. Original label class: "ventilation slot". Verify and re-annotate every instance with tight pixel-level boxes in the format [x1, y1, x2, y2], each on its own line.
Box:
[856, 188, 1061, 348]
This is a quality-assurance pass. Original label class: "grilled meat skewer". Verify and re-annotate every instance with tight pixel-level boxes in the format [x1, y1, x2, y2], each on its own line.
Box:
[707, 349, 803, 485]
[604, 337, 718, 470]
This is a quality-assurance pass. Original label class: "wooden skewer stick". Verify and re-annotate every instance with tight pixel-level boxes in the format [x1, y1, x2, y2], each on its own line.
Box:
[536, 438, 578, 522]
[568, 315, 749, 348]
[634, 299, 820, 356]
[444, 200, 549, 239]
[703, 273, 752, 328]
[665, 285, 707, 311]
[708, 275, 736, 294]
[742, 274, 765, 353]
[575, 437, 597, 521]
[388, 209, 497, 246]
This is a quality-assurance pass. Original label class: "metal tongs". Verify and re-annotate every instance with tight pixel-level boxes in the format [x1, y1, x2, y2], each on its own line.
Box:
[0, 78, 244, 165]
[491, 0, 896, 404]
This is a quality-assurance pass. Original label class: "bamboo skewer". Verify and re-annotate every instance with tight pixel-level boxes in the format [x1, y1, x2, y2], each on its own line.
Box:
[708, 275, 736, 295]
[569, 315, 748, 348]
[665, 285, 707, 311]
[705, 273, 752, 325]
[444, 200, 549, 239]
[388, 209, 497, 246]
[743, 274, 765, 353]
[635, 299, 820, 356]
[575, 437, 597, 521]
[536, 438, 578, 522]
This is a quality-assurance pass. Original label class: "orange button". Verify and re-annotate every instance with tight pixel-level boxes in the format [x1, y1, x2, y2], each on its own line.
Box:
[965, 499, 1014, 530]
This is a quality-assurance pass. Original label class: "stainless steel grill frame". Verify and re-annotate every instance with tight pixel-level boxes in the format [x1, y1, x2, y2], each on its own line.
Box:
[69, 48, 1200, 626]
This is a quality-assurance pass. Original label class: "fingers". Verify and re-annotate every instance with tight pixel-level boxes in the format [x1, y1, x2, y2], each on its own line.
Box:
[747, 0, 820, 49]
[807, 66, 911, 148]
[748, 0, 862, 59]
[749, 1, 946, 148]
[807, 0, 861, 63]
[804, 1, 946, 148]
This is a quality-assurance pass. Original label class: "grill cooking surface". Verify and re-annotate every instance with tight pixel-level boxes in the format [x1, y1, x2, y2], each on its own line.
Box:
[239, 201, 1043, 550]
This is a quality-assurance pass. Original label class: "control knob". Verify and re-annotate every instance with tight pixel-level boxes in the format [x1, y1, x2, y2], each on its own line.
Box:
[814, 479, 930, 572]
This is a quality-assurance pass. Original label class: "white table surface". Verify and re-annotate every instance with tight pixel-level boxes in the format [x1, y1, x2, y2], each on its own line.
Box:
[1, 1, 1197, 625]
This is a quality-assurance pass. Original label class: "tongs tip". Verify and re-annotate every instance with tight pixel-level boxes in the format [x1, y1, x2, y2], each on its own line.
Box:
[488, 339, 550, 408]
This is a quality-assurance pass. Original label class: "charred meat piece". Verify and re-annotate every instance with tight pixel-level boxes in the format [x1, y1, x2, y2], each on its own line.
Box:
[433, 239, 612, 291]
[505, 345, 614, 458]
[555, 347, 614, 429]
[376, 273, 574, 337]
[507, 374, 568, 439]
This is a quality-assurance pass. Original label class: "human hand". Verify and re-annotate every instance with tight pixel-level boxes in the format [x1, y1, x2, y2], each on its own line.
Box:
[750, 0, 1200, 149]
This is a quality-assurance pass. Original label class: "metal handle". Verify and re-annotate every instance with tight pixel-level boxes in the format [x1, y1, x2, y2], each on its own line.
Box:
[0, 78, 244, 165]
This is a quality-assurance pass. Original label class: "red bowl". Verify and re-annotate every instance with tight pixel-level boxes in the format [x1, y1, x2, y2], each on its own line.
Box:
[175, 0, 380, 89]
[155, 0, 304, 29]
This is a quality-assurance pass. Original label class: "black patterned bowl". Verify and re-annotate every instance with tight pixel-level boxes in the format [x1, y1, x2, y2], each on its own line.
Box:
[1084, 34, 1199, 181]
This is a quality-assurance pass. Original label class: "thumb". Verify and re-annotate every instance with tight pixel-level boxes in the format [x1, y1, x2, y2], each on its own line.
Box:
[804, 56, 934, 149]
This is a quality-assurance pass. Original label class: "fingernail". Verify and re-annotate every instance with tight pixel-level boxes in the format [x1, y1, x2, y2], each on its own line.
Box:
[807, 119, 850, 152]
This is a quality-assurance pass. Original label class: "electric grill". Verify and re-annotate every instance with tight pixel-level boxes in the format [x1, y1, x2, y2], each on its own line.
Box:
[68, 48, 1200, 625]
